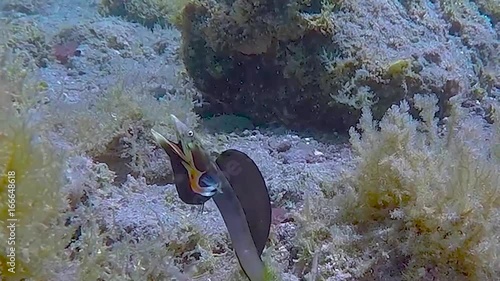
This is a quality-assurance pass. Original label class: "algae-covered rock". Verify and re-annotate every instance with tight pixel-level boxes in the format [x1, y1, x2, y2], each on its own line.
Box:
[477, 0, 500, 24]
[179, 0, 495, 132]
[98, 0, 190, 28]
[201, 114, 255, 133]
[1, 18, 52, 67]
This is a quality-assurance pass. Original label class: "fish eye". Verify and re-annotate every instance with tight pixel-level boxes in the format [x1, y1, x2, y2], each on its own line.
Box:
[188, 130, 194, 137]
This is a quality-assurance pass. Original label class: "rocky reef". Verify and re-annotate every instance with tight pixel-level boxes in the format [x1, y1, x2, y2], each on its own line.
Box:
[178, 0, 498, 132]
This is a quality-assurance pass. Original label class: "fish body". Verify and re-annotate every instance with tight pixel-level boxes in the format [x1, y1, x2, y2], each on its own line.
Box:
[151, 115, 271, 281]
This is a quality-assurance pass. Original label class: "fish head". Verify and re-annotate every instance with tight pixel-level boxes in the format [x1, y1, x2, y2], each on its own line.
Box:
[170, 114, 206, 166]
[151, 115, 220, 203]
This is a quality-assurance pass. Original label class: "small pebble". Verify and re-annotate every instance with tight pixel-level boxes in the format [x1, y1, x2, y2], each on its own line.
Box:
[276, 141, 292, 153]
[313, 150, 324, 156]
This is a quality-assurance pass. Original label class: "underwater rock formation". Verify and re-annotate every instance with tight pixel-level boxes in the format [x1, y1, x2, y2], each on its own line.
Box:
[179, 0, 494, 132]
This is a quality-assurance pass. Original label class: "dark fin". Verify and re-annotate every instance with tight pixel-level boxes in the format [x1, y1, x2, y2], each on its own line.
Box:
[216, 149, 271, 256]
[151, 130, 210, 205]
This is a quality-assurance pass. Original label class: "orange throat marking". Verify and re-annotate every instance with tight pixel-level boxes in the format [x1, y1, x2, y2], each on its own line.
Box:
[182, 162, 206, 194]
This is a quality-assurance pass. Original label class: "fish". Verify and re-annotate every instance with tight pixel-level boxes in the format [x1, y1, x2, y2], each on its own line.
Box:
[151, 114, 271, 280]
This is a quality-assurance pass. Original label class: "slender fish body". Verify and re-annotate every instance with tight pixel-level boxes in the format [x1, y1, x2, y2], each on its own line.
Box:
[151, 115, 271, 281]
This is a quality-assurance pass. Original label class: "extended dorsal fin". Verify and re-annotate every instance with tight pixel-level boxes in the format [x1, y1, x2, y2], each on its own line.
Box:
[216, 149, 271, 255]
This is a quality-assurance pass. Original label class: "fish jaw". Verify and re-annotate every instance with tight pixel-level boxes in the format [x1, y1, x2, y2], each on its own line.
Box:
[151, 129, 189, 163]
[170, 114, 189, 134]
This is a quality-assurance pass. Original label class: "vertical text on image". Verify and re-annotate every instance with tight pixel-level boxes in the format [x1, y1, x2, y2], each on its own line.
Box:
[6, 170, 17, 274]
